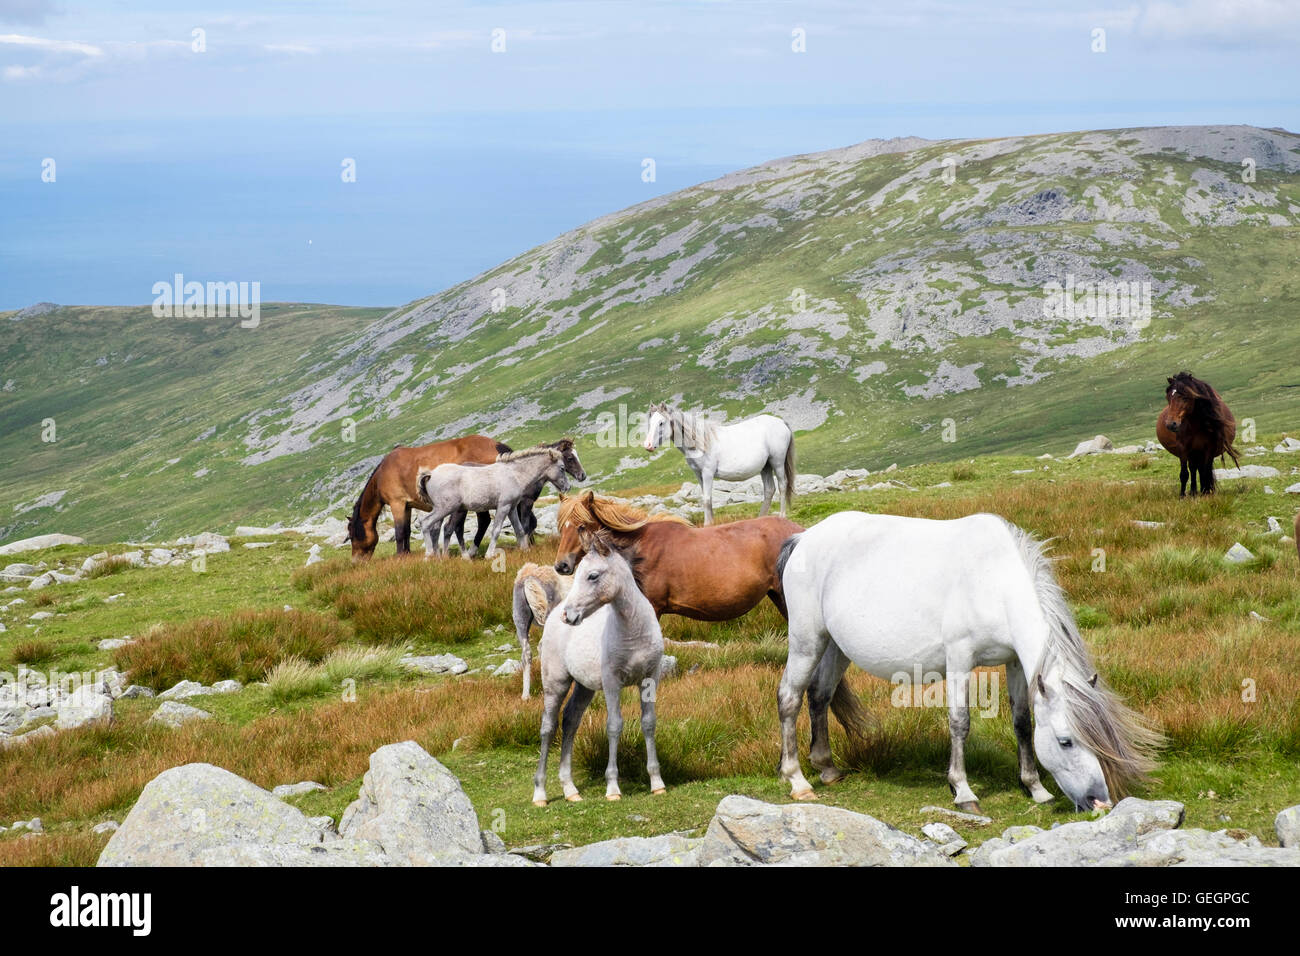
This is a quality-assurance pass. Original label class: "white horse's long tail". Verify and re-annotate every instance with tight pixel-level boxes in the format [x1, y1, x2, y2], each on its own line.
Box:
[1006, 521, 1162, 798]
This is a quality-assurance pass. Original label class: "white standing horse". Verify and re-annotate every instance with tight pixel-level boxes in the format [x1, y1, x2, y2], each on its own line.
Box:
[532, 528, 666, 807]
[643, 402, 795, 524]
[776, 511, 1159, 812]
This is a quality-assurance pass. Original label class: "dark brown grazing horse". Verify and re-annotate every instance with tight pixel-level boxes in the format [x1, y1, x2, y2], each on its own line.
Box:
[553, 491, 873, 736]
[349, 434, 508, 558]
[1156, 372, 1240, 497]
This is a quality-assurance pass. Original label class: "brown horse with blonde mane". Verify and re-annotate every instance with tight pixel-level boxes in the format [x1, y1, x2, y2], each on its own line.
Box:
[348, 434, 510, 558]
[553, 491, 873, 735]
[1156, 372, 1239, 497]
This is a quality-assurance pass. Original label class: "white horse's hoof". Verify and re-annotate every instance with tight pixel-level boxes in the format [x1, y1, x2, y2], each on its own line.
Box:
[792, 789, 817, 801]
[956, 800, 982, 814]
[652, 788, 666, 796]
[605, 793, 621, 802]
[532, 799, 547, 808]
[565, 793, 582, 803]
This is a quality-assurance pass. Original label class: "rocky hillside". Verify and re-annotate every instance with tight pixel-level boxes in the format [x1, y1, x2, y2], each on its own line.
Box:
[2, 125, 1299, 542]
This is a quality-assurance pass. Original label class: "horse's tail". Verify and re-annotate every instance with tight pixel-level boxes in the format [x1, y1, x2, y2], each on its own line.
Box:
[782, 426, 797, 510]
[1009, 521, 1161, 799]
[495, 440, 513, 458]
[417, 469, 434, 506]
[348, 461, 384, 542]
[775, 532, 802, 583]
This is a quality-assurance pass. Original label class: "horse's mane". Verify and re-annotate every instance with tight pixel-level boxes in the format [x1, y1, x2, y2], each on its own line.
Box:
[497, 445, 563, 464]
[558, 494, 690, 533]
[652, 403, 718, 453]
[1007, 522, 1162, 799]
[1166, 371, 1240, 464]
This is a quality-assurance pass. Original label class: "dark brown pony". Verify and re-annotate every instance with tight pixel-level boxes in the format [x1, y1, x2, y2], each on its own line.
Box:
[348, 434, 508, 558]
[1156, 372, 1240, 497]
[553, 491, 873, 736]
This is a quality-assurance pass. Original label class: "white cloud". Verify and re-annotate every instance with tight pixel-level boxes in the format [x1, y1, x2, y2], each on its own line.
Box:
[0, 32, 102, 55]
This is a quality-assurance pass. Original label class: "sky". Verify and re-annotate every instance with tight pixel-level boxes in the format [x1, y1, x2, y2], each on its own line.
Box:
[1, 0, 1297, 308]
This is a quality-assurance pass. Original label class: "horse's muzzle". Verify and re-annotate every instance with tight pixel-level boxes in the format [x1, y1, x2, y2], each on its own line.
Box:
[1167, 421, 1179, 433]
[564, 607, 583, 625]
[555, 559, 573, 575]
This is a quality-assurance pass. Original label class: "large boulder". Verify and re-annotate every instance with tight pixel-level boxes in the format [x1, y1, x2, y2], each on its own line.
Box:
[1068, 435, 1114, 458]
[550, 834, 702, 867]
[971, 798, 1300, 866]
[98, 763, 330, 866]
[147, 701, 212, 728]
[0, 534, 85, 556]
[695, 795, 954, 867]
[338, 740, 486, 863]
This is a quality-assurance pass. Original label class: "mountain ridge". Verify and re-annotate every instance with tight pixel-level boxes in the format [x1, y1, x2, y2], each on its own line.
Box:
[2, 124, 1299, 542]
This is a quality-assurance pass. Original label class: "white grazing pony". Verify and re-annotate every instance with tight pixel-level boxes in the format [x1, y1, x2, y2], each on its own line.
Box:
[532, 528, 666, 806]
[643, 402, 794, 524]
[776, 511, 1159, 812]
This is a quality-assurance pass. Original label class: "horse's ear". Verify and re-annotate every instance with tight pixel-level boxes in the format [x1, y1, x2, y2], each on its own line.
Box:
[1088, 672, 1099, 688]
[1167, 377, 1174, 385]
[1036, 672, 1047, 698]
[581, 490, 595, 507]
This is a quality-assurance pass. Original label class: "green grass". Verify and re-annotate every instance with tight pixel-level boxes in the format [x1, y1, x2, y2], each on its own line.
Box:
[1, 444, 1298, 864]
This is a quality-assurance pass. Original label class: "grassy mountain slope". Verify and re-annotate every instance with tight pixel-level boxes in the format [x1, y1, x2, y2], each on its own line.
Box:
[3, 125, 1299, 543]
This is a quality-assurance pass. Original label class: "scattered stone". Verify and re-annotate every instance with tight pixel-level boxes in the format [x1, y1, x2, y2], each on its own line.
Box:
[920, 805, 993, 826]
[399, 654, 468, 675]
[305, 544, 323, 567]
[209, 680, 243, 694]
[491, 658, 522, 677]
[119, 685, 156, 699]
[509, 843, 573, 863]
[1277, 806, 1300, 848]
[97, 637, 133, 651]
[1068, 435, 1113, 458]
[551, 834, 702, 867]
[1215, 465, 1281, 480]
[1223, 542, 1255, 564]
[1131, 520, 1165, 529]
[659, 654, 678, 680]
[92, 821, 119, 835]
[921, 822, 968, 855]
[1265, 516, 1284, 534]
[696, 795, 954, 867]
[159, 680, 207, 700]
[28, 610, 53, 621]
[147, 701, 212, 728]
[272, 781, 328, 799]
[243, 542, 272, 549]
[54, 686, 114, 730]
[1272, 437, 1300, 453]
[1287, 483, 1300, 494]
[481, 829, 507, 854]
[0, 724, 55, 749]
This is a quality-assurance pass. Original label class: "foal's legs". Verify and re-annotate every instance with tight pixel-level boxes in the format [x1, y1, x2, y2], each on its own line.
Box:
[1007, 659, 1053, 803]
[506, 503, 529, 551]
[759, 464, 775, 517]
[1199, 460, 1216, 495]
[481, 504, 513, 560]
[1179, 458, 1189, 498]
[601, 676, 625, 800]
[532, 678, 572, 806]
[778, 624, 831, 799]
[641, 669, 666, 796]
[1188, 458, 1200, 496]
[808, 644, 852, 785]
[472, 511, 491, 550]
[945, 657, 980, 812]
[558, 684, 596, 802]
